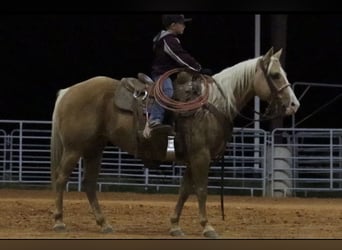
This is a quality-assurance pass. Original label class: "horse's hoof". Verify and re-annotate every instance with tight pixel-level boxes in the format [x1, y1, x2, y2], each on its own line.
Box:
[202, 224, 219, 238]
[170, 228, 185, 237]
[53, 223, 66, 232]
[203, 230, 219, 239]
[101, 225, 113, 234]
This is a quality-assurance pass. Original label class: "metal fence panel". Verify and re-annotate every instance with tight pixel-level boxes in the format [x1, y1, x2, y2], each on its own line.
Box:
[0, 120, 267, 196]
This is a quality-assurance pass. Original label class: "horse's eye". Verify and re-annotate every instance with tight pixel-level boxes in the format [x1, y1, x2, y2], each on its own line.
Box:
[270, 72, 281, 80]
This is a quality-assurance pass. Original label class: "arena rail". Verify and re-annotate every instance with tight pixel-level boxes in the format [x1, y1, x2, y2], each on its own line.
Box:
[2, 119, 342, 197]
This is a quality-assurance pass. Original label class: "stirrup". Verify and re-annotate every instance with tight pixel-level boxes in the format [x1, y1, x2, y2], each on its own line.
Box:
[149, 120, 162, 128]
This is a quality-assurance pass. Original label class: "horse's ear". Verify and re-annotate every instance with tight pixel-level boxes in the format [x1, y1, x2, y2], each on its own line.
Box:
[137, 73, 154, 85]
[262, 47, 274, 66]
[273, 48, 283, 60]
[264, 47, 274, 57]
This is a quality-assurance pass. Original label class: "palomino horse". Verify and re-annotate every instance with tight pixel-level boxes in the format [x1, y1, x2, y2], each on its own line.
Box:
[50, 47, 300, 238]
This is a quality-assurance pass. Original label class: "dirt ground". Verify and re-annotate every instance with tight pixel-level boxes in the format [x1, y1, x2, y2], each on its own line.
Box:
[1, 189, 342, 239]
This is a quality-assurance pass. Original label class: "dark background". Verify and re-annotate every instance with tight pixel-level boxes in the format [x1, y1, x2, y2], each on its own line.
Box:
[0, 13, 341, 129]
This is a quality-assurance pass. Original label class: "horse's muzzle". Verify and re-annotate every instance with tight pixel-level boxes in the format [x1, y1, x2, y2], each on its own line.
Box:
[285, 102, 300, 116]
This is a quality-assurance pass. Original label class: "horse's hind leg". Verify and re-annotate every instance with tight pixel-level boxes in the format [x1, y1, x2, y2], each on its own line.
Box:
[82, 153, 113, 233]
[170, 167, 193, 237]
[53, 150, 80, 231]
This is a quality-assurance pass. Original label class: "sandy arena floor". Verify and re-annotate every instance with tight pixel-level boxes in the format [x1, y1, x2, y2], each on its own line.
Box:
[1, 188, 342, 239]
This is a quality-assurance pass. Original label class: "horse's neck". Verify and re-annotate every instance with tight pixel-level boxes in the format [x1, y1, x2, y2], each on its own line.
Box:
[233, 85, 255, 114]
[210, 58, 258, 120]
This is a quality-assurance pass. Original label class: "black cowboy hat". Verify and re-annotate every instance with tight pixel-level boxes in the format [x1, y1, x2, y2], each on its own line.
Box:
[162, 14, 192, 27]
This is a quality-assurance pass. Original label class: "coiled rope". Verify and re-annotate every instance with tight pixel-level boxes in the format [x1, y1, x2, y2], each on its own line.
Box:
[151, 68, 211, 112]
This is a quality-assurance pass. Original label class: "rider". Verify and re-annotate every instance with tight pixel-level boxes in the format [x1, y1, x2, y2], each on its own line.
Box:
[148, 14, 212, 128]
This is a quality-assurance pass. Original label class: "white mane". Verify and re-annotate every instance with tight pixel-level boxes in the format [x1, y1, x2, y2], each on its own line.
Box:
[209, 57, 260, 119]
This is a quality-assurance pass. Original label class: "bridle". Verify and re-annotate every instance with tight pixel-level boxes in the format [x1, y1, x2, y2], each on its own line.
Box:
[260, 59, 291, 117]
[235, 59, 292, 125]
[260, 59, 291, 99]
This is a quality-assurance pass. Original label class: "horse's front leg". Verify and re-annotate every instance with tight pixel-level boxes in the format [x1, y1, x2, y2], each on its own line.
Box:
[190, 153, 219, 238]
[169, 167, 193, 237]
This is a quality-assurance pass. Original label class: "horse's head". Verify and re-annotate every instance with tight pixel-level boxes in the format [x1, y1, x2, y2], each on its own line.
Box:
[254, 47, 300, 117]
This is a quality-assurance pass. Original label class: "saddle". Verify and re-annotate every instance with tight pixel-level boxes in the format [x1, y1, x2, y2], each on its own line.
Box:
[114, 73, 154, 112]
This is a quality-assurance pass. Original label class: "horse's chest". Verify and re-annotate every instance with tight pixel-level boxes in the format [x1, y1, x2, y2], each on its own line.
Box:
[175, 113, 225, 154]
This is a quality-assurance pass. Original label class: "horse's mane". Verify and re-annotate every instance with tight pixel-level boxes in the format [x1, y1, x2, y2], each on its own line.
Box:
[210, 57, 260, 118]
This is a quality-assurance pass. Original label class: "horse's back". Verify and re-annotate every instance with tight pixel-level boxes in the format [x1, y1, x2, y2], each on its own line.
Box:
[65, 76, 119, 98]
[55, 76, 119, 116]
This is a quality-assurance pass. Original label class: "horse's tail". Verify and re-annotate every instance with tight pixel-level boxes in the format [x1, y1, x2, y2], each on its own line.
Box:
[50, 88, 68, 191]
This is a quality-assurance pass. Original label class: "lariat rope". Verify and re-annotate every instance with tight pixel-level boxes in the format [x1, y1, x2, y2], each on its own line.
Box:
[150, 68, 212, 112]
